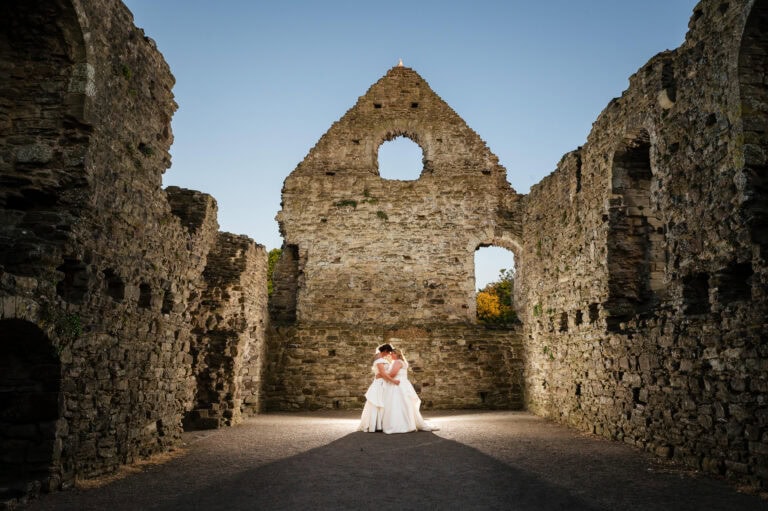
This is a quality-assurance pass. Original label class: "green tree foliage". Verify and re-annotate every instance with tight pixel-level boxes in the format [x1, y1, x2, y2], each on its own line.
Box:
[476, 268, 518, 324]
[267, 248, 281, 296]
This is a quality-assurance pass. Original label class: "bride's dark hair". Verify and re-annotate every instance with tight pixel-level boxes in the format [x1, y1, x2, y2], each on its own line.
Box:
[377, 343, 394, 353]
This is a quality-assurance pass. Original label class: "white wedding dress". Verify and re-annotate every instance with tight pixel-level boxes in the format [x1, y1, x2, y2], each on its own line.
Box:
[382, 360, 437, 434]
[358, 358, 388, 432]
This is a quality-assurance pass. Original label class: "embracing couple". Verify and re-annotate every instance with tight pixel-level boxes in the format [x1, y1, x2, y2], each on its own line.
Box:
[358, 343, 438, 434]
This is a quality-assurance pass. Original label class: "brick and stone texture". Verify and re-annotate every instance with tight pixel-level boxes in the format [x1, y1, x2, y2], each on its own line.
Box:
[186, 233, 268, 429]
[265, 324, 523, 411]
[270, 64, 524, 416]
[0, 0, 223, 501]
[2, 0, 768, 502]
[517, 0, 768, 489]
[273, 65, 523, 325]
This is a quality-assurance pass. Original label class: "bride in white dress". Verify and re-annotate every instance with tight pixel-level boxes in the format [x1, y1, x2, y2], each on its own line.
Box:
[358, 347, 400, 432]
[382, 349, 438, 434]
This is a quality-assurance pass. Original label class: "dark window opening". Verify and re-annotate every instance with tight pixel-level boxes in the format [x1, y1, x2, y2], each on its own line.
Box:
[103, 268, 125, 301]
[588, 303, 599, 323]
[661, 59, 677, 103]
[559, 312, 568, 332]
[682, 272, 709, 315]
[56, 258, 88, 304]
[606, 132, 663, 331]
[575, 309, 583, 325]
[161, 290, 175, 314]
[373, 103, 382, 109]
[714, 262, 753, 305]
[575, 151, 583, 193]
[411, 102, 419, 108]
[138, 283, 152, 309]
[269, 244, 299, 324]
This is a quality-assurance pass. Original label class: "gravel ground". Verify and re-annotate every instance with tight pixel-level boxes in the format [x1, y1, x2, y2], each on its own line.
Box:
[25, 410, 768, 511]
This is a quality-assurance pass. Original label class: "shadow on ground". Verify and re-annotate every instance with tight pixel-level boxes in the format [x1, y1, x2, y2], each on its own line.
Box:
[170, 432, 598, 510]
[26, 411, 768, 511]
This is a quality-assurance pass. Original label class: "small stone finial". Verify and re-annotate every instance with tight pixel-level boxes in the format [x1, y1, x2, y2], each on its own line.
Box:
[397, 58, 404, 67]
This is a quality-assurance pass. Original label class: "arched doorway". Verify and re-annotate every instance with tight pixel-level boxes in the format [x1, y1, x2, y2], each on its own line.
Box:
[0, 0, 90, 278]
[605, 131, 663, 330]
[738, 0, 768, 250]
[0, 319, 62, 496]
[474, 245, 518, 325]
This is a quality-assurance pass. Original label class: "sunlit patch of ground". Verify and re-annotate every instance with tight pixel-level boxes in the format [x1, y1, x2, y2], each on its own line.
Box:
[74, 447, 187, 490]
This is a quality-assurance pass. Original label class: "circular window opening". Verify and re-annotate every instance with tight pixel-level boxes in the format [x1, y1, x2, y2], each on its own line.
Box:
[377, 136, 424, 180]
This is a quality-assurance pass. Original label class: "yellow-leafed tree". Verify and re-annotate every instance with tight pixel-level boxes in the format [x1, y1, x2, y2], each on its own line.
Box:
[476, 268, 518, 324]
[476, 291, 501, 321]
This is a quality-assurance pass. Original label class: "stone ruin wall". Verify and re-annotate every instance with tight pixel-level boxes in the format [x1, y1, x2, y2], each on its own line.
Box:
[0, 0, 268, 499]
[186, 232, 268, 429]
[265, 324, 523, 411]
[274, 65, 523, 325]
[518, 0, 768, 488]
[1, 0, 767, 500]
[1, 0, 201, 489]
[269, 65, 525, 412]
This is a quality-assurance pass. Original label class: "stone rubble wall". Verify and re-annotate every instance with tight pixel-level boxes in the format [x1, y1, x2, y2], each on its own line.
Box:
[518, 0, 768, 489]
[186, 232, 268, 429]
[275, 66, 523, 326]
[265, 324, 523, 411]
[2, 0, 767, 501]
[0, 0, 220, 494]
[270, 66, 525, 412]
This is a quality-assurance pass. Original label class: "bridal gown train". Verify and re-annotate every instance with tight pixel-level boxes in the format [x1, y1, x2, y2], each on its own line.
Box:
[382, 360, 437, 434]
[358, 358, 388, 432]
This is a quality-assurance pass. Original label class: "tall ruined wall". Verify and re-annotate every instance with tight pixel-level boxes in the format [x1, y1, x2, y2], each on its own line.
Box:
[519, 0, 768, 489]
[275, 66, 522, 325]
[265, 324, 523, 411]
[269, 66, 524, 411]
[186, 232, 268, 429]
[0, 0, 219, 497]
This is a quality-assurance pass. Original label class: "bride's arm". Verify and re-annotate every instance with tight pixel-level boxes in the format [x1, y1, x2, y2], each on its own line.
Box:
[387, 360, 403, 378]
[376, 362, 400, 385]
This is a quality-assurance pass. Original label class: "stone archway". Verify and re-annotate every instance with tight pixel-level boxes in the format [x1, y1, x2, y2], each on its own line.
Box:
[0, 319, 62, 497]
[738, 0, 768, 250]
[474, 243, 520, 324]
[0, 0, 91, 278]
[605, 130, 664, 330]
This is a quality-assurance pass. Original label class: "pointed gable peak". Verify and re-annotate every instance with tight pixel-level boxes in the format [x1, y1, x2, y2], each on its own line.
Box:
[293, 62, 505, 182]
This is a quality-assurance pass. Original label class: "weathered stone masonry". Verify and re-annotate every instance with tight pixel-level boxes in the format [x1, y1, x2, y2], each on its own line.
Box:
[186, 232, 268, 429]
[518, 0, 768, 489]
[0, 0, 267, 503]
[270, 0, 768, 490]
[270, 64, 525, 412]
[1, 0, 767, 502]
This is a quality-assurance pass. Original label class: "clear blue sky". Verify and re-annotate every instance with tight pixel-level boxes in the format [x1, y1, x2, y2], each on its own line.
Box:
[123, 0, 697, 289]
